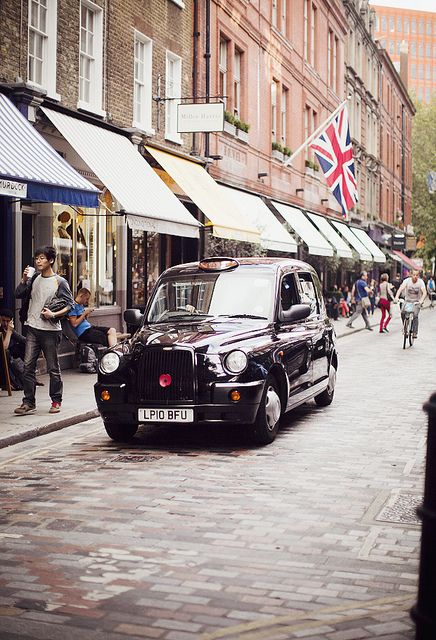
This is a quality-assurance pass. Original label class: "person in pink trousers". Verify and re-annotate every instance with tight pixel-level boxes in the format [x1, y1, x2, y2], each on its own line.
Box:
[378, 273, 394, 333]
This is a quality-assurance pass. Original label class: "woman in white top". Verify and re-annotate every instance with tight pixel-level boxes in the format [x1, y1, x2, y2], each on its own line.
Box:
[379, 273, 394, 333]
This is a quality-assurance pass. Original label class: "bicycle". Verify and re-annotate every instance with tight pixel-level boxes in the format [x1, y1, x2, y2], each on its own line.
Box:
[401, 301, 420, 349]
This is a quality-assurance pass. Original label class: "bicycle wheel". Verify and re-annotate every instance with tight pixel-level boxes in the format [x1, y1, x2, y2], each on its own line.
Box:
[403, 316, 408, 349]
[408, 315, 414, 347]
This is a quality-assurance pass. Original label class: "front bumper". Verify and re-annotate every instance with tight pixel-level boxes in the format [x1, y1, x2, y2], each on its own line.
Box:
[94, 380, 265, 425]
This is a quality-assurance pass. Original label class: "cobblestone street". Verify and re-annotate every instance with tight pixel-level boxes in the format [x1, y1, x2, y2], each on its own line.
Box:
[0, 309, 435, 640]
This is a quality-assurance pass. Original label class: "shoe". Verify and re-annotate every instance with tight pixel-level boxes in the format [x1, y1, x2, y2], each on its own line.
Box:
[383, 328, 389, 333]
[35, 379, 45, 386]
[346, 322, 353, 328]
[14, 403, 36, 415]
[49, 402, 61, 414]
[413, 334, 418, 339]
[366, 326, 373, 331]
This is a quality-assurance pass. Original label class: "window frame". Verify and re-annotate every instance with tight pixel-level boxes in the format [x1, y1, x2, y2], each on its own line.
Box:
[133, 31, 154, 134]
[78, 0, 104, 116]
[165, 50, 183, 145]
[27, 0, 60, 100]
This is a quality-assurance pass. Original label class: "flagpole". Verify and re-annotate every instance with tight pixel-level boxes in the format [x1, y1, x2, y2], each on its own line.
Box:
[283, 98, 349, 167]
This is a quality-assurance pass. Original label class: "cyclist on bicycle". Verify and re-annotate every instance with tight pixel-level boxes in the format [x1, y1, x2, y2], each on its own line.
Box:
[394, 270, 427, 338]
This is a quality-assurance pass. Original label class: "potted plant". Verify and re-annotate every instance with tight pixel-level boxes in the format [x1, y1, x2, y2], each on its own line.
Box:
[235, 118, 250, 143]
[272, 141, 284, 161]
[223, 111, 237, 136]
[283, 146, 292, 159]
[304, 158, 314, 175]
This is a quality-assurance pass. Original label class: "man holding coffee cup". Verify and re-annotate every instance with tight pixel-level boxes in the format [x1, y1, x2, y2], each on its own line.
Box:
[14, 246, 74, 415]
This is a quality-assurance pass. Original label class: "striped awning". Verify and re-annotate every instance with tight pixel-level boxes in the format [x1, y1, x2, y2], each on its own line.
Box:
[0, 94, 99, 206]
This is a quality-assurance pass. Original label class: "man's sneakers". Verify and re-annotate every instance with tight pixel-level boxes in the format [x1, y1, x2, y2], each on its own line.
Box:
[49, 402, 62, 414]
[346, 322, 353, 328]
[365, 326, 373, 331]
[14, 403, 36, 415]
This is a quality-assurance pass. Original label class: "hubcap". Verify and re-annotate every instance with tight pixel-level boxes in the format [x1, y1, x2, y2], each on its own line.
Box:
[264, 385, 281, 431]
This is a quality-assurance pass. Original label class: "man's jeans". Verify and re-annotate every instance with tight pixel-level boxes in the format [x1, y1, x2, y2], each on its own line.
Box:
[22, 327, 62, 407]
[348, 301, 371, 328]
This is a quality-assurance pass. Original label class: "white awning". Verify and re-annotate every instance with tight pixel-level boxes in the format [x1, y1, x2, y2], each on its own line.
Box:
[145, 146, 260, 244]
[219, 186, 297, 253]
[350, 227, 386, 263]
[271, 202, 334, 256]
[41, 108, 201, 238]
[306, 212, 353, 259]
[388, 251, 402, 263]
[330, 220, 373, 261]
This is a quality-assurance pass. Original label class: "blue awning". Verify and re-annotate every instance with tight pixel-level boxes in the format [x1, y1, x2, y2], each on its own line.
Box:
[0, 94, 100, 207]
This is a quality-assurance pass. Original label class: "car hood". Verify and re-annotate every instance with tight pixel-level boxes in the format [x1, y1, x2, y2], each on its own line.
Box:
[130, 318, 271, 352]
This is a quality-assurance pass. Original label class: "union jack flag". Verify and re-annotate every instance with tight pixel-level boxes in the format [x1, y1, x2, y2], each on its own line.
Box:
[310, 105, 358, 218]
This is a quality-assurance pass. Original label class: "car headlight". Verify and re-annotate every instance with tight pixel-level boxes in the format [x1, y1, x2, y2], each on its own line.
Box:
[99, 352, 120, 374]
[224, 350, 248, 374]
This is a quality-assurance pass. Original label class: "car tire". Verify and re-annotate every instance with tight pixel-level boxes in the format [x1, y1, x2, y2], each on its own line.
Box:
[252, 375, 282, 445]
[314, 365, 336, 407]
[104, 421, 138, 442]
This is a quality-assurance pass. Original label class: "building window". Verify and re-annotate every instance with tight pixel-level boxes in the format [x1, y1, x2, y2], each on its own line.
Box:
[219, 37, 227, 107]
[79, 0, 103, 114]
[281, 86, 288, 147]
[272, 0, 277, 28]
[426, 63, 431, 80]
[433, 65, 436, 81]
[411, 64, 416, 79]
[411, 41, 416, 56]
[304, 0, 316, 67]
[389, 16, 394, 32]
[281, 0, 287, 36]
[411, 17, 416, 33]
[427, 21, 431, 35]
[271, 80, 278, 142]
[397, 16, 402, 32]
[389, 41, 394, 55]
[28, 0, 58, 98]
[419, 20, 424, 35]
[53, 201, 116, 306]
[328, 29, 338, 92]
[404, 18, 409, 35]
[426, 43, 431, 57]
[381, 16, 386, 31]
[165, 51, 182, 143]
[419, 42, 423, 57]
[133, 32, 152, 132]
[419, 63, 424, 79]
[233, 49, 241, 118]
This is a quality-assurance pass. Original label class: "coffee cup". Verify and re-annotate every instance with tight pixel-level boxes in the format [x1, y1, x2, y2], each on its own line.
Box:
[26, 266, 36, 278]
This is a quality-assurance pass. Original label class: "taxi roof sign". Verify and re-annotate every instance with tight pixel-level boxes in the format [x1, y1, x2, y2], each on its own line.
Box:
[199, 257, 239, 272]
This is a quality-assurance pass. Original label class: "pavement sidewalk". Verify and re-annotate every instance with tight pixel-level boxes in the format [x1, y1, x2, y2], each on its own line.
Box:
[0, 313, 385, 450]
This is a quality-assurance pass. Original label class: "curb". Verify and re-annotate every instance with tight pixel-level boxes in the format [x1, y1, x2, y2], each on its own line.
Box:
[0, 409, 99, 450]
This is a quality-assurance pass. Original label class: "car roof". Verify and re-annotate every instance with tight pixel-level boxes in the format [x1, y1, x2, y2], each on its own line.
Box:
[160, 257, 316, 278]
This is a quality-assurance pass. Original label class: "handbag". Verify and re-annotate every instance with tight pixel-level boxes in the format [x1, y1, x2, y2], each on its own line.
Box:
[360, 296, 371, 310]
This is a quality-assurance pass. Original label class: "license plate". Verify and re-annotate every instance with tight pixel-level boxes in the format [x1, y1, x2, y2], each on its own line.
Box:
[138, 408, 194, 423]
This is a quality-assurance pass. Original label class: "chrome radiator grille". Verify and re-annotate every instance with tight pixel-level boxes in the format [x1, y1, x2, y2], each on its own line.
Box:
[136, 348, 195, 404]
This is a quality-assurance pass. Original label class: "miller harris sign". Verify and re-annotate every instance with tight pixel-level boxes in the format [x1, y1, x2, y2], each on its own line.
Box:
[177, 103, 224, 133]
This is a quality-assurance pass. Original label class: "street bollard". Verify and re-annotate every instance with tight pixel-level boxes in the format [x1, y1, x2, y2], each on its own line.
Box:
[411, 391, 436, 640]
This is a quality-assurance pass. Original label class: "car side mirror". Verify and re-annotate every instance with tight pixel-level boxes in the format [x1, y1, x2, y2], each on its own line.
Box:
[280, 303, 311, 323]
[123, 308, 144, 327]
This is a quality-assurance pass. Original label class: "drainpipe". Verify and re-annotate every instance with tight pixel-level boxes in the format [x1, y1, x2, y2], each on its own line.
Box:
[204, 0, 211, 159]
[191, 0, 200, 156]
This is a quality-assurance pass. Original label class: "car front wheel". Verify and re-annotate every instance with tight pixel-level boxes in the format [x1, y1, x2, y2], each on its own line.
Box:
[314, 365, 336, 407]
[252, 375, 282, 445]
[104, 421, 138, 442]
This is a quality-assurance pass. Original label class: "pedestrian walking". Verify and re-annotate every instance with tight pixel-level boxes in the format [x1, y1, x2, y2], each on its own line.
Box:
[427, 275, 435, 308]
[346, 271, 373, 331]
[378, 273, 394, 333]
[369, 279, 377, 315]
[13, 246, 74, 415]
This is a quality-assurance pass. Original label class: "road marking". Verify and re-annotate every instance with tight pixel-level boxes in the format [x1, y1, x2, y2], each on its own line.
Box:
[0, 426, 102, 468]
[200, 593, 414, 640]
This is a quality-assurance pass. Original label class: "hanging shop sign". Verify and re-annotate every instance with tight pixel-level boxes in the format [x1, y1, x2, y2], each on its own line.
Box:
[0, 179, 27, 198]
[177, 102, 224, 133]
[391, 233, 406, 249]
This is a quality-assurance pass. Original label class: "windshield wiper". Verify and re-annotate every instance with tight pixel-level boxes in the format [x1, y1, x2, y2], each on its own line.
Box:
[219, 314, 268, 320]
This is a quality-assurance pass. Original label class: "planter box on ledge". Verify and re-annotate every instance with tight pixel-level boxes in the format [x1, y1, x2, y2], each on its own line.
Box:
[223, 121, 236, 136]
[236, 129, 249, 143]
[272, 150, 284, 162]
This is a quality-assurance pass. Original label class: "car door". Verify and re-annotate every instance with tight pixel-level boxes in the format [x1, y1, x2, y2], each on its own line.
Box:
[296, 271, 330, 386]
[275, 272, 314, 401]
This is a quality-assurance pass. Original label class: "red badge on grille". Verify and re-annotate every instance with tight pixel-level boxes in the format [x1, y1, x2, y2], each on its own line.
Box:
[159, 373, 172, 387]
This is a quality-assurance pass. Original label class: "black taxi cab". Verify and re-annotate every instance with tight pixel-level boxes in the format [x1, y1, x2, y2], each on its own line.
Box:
[94, 257, 338, 445]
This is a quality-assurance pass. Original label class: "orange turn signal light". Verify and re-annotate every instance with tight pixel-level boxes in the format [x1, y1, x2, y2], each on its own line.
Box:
[229, 390, 241, 402]
[101, 389, 111, 401]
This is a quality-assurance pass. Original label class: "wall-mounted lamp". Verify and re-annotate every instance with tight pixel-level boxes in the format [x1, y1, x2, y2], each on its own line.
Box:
[206, 154, 223, 161]
[296, 188, 304, 195]
[321, 198, 329, 205]
[257, 172, 268, 179]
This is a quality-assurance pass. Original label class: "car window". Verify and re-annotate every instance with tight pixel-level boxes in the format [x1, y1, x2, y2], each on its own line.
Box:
[147, 270, 275, 322]
[296, 272, 320, 315]
[280, 274, 300, 311]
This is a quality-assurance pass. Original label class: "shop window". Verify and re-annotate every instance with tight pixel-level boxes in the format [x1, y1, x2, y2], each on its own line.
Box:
[53, 200, 116, 306]
[130, 231, 161, 308]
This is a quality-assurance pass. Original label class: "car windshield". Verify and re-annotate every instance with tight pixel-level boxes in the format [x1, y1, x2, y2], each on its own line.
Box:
[147, 269, 275, 323]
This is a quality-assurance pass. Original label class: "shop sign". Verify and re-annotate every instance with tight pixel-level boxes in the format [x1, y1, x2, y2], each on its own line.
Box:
[391, 233, 406, 249]
[177, 103, 224, 133]
[0, 179, 27, 198]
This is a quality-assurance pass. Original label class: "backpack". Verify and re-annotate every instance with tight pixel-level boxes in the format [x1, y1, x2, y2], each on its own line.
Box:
[78, 343, 99, 373]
